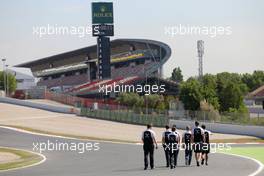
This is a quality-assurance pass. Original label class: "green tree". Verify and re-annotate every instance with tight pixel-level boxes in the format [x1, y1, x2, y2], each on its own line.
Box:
[164, 95, 176, 109]
[215, 72, 249, 112]
[155, 95, 166, 112]
[0, 71, 17, 93]
[201, 74, 220, 110]
[179, 78, 203, 111]
[117, 92, 167, 113]
[242, 71, 264, 91]
[171, 67, 183, 83]
[218, 82, 244, 112]
[116, 92, 141, 107]
[145, 94, 160, 109]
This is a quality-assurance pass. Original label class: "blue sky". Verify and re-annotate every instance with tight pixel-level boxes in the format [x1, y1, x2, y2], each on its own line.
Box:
[0, 0, 263, 79]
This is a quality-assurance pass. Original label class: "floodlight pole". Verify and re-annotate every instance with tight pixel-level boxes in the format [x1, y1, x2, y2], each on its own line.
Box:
[5, 64, 9, 96]
[197, 40, 204, 80]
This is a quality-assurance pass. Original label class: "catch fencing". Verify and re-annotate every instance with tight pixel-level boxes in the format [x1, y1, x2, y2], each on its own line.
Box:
[44, 91, 264, 127]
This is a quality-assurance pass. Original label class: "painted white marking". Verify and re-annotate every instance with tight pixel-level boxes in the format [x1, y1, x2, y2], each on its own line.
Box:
[228, 143, 262, 145]
[0, 146, 46, 172]
[218, 152, 264, 176]
[0, 115, 67, 122]
[0, 125, 139, 145]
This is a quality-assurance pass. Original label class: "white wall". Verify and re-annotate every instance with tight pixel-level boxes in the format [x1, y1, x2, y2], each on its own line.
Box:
[0, 97, 76, 114]
[170, 119, 264, 139]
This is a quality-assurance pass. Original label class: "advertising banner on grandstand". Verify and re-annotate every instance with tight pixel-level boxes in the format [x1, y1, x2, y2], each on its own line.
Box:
[92, 24, 114, 36]
[92, 2, 113, 24]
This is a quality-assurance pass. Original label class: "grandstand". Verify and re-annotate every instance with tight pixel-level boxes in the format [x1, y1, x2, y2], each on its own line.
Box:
[16, 38, 178, 98]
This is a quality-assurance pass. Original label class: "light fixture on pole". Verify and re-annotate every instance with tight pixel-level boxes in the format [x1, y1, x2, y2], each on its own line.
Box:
[1, 58, 6, 96]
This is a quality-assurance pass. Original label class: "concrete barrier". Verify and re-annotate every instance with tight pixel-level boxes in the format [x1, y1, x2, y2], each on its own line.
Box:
[0, 97, 76, 114]
[170, 119, 264, 139]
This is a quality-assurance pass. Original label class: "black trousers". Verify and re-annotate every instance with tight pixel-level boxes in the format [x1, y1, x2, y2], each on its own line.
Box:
[143, 145, 154, 168]
[185, 149, 192, 165]
[163, 144, 170, 166]
[170, 149, 179, 167]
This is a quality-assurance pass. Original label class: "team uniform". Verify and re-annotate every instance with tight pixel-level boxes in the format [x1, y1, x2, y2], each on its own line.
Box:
[192, 126, 204, 153]
[162, 129, 171, 167]
[202, 130, 211, 154]
[168, 131, 180, 168]
[183, 130, 192, 165]
[142, 129, 156, 169]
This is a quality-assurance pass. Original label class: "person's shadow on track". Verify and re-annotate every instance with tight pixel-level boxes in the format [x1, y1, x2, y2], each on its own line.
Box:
[112, 165, 195, 173]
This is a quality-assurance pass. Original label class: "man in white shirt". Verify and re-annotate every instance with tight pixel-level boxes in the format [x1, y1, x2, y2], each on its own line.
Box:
[182, 126, 193, 166]
[192, 121, 205, 167]
[162, 125, 171, 167]
[141, 124, 158, 170]
[201, 124, 212, 166]
[168, 125, 181, 169]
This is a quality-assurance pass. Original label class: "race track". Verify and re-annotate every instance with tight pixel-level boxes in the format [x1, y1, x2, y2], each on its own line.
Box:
[0, 127, 262, 176]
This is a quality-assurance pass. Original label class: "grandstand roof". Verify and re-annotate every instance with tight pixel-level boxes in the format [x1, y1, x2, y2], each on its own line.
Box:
[248, 85, 264, 98]
[15, 39, 171, 70]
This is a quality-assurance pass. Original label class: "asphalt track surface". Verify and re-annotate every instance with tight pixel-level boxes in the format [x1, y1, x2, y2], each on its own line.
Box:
[0, 127, 263, 176]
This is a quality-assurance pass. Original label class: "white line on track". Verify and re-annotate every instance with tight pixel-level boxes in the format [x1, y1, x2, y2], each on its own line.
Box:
[227, 143, 263, 145]
[0, 125, 138, 145]
[0, 146, 46, 172]
[0, 115, 65, 122]
[218, 152, 264, 176]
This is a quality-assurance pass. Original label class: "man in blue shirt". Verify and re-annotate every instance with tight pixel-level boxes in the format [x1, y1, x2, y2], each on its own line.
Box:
[168, 125, 181, 169]
[192, 121, 205, 167]
[183, 126, 193, 166]
[162, 125, 171, 167]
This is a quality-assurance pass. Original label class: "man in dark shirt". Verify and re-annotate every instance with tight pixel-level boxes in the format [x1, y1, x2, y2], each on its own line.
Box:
[141, 124, 158, 170]
[192, 121, 204, 167]
[201, 124, 211, 166]
[162, 125, 171, 167]
[183, 126, 192, 166]
[168, 126, 180, 169]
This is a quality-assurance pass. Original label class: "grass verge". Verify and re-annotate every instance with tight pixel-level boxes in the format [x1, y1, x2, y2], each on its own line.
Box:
[0, 147, 43, 171]
[211, 138, 264, 144]
[221, 147, 264, 164]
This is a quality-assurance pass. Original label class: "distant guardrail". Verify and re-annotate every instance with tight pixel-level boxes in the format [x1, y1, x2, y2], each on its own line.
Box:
[80, 108, 169, 127]
[0, 97, 76, 114]
[170, 119, 264, 139]
[80, 108, 264, 138]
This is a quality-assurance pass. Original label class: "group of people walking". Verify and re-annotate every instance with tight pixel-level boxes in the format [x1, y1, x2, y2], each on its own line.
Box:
[141, 121, 211, 170]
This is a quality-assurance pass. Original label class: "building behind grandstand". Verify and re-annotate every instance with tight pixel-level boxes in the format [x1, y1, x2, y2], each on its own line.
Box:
[245, 85, 264, 118]
[7, 69, 36, 90]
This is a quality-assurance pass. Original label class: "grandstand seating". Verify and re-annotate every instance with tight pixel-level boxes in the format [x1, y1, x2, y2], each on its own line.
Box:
[111, 61, 156, 79]
[69, 76, 141, 96]
[37, 60, 159, 89]
[38, 73, 88, 88]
